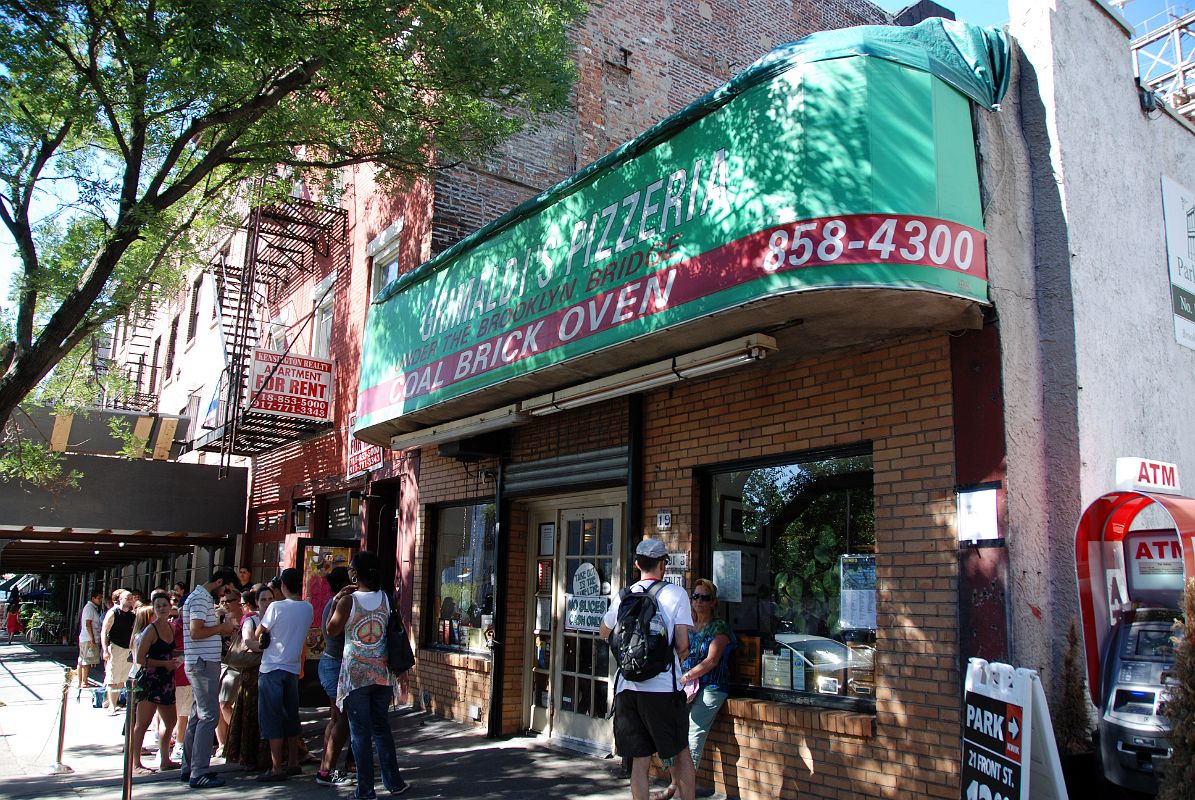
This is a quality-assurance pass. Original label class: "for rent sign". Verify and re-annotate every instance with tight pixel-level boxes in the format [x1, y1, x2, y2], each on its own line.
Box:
[248, 350, 334, 422]
[346, 413, 385, 478]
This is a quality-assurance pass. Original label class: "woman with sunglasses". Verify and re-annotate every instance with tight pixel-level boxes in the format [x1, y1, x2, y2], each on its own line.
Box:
[679, 580, 736, 772]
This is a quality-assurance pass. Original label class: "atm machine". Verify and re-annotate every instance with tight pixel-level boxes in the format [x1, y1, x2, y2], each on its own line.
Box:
[1095, 529, 1181, 794]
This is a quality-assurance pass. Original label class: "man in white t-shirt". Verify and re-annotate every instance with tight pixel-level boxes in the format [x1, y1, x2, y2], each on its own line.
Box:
[601, 538, 695, 800]
[253, 567, 313, 782]
[77, 587, 104, 698]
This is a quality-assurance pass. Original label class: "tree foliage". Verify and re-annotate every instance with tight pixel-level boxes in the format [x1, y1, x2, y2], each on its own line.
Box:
[739, 456, 874, 635]
[1053, 618, 1093, 756]
[0, 0, 584, 438]
[1159, 579, 1195, 799]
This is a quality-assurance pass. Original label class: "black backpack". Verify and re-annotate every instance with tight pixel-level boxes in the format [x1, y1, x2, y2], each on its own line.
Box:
[609, 581, 674, 684]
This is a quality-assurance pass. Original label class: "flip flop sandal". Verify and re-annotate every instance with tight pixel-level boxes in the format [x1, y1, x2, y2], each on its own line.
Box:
[134, 766, 157, 776]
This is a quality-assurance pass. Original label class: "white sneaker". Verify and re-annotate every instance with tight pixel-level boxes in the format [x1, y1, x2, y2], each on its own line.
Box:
[171, 744, 185, 762]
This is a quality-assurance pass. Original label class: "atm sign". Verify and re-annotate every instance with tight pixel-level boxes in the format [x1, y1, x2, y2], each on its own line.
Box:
[1116, 457, 1182, 495]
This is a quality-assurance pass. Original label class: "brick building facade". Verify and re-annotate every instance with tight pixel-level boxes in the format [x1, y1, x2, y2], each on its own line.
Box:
[163, 2, 1025, 799]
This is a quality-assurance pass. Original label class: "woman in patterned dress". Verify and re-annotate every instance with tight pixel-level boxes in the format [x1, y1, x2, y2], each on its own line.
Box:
[225, 585, 269, 770]
[680, 578, 737, 770]
[131, 595, 181, 775]
[327, 552, 409, 799]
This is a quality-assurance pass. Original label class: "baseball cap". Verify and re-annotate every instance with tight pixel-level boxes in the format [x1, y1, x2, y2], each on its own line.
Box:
[635, 538, 668, 559]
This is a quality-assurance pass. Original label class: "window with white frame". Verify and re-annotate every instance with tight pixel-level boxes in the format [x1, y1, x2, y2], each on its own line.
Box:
[268, 314, 288, 353]
[367, 218, 404, 301]
[312, 272, 335, 359]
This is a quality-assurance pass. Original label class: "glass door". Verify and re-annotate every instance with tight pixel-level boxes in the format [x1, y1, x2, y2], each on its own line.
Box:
[553, 506, 620, 752]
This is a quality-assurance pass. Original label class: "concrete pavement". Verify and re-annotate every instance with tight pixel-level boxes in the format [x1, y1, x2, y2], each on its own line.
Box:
[0, 638, 638, 800]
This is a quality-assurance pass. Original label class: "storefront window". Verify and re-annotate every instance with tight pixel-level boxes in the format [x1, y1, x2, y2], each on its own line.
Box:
[707, 448, 875, 709]
[431, 503, 497, 655]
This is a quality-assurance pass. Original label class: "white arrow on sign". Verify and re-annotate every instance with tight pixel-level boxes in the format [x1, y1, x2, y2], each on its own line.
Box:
[1008, 716, 1019, 739]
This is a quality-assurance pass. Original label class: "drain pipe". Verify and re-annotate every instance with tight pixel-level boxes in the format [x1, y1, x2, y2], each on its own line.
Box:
[626, 395, 645, 584]
[486, 457, 506, 738]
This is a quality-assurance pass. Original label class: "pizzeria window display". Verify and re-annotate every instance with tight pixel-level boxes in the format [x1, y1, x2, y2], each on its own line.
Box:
[706, 447, 876, 710]
[430, 503, 497, 654]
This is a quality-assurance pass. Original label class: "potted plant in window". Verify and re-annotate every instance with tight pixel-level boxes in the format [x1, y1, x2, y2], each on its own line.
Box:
[773, 525, 840, 635]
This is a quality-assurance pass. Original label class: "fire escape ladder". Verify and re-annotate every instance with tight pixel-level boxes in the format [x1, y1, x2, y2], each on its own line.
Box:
[99, 307, 160, 412]
[199, 180, 347, 472]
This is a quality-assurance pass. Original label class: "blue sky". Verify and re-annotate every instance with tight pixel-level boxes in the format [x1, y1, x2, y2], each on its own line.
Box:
[875, 0, 1192, 31]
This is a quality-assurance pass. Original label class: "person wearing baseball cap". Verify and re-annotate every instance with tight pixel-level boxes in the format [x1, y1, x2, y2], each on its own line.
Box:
[600, 538, 695, 800]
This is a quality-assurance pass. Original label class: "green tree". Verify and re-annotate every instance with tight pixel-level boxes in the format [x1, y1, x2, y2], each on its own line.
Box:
[740, 456, 874, 635]
[0, 0, 584, 437]
[1159, 579, 1195, 799]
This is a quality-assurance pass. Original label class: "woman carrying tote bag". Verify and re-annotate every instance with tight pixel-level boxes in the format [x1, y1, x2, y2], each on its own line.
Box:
[327, 551, 410, 799]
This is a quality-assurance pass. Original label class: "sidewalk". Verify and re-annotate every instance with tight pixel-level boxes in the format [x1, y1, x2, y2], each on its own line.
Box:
[0, 639, 634, 800]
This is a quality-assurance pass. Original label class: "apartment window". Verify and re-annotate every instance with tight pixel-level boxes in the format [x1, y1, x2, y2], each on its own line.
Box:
[373, 256, 399, 301]
[367, 217, 404, 300]
[706, 447, 875, 710]
[148, 337, 161, 393]
[268, 315, 288, 353]
[186, 275, 202, 341]
[430, 503, 496, 655]
[312, 272, 334, 359]
[164, 317, 179, 378]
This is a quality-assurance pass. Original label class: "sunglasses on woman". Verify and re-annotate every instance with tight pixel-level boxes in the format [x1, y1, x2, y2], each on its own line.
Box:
[691, 593, 713, 601]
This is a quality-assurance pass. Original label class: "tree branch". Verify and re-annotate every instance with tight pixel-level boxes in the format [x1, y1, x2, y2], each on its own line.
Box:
[143, 57, 327, 204]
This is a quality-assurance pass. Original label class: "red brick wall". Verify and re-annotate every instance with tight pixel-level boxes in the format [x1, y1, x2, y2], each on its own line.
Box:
[641, 332, 959, 800]
[509, 398, 630, 461]
[431, 0, 890, 254]
[403, 397, 630, 733]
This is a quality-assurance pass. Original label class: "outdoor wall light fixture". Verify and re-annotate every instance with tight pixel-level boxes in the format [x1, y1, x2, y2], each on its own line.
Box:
[520, 333, 779, 417]
[385, 334, 778, 449]
[389, 404, 528, 451]
[348, 491, 362, 517]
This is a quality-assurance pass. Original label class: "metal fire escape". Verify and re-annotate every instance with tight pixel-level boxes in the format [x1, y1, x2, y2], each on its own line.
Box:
[1131, 6, 1195, 122]
[194, 180, 347, 470]
[99, 309, 159, 412]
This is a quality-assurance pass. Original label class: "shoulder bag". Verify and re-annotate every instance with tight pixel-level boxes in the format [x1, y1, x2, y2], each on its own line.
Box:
[385, 593, 416, 675]
[224, 624, 261, 670]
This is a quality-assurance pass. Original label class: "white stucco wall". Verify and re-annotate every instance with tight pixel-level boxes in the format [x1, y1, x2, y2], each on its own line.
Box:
[981, 0, 1195, 689]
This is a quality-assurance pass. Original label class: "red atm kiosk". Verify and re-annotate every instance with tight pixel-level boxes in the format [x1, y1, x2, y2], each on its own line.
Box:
[1075, 457, 1195, 793]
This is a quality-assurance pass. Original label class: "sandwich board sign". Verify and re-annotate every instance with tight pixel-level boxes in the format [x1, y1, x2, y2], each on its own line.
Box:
[962, 659, 1068, 800]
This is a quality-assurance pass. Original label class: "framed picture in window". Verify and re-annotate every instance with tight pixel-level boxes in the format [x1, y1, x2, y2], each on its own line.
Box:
[297, 539, 357, 659]
[720, 496, 760, 544]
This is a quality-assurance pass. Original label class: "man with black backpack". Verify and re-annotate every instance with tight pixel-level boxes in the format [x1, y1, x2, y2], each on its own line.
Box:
[600, 538, 695, 800]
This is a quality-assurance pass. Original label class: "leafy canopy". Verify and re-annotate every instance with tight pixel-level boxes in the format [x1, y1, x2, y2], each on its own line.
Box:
[0, 0, 583, 467]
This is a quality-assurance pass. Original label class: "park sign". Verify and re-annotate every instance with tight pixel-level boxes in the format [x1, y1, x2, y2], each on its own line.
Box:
[962, 659, 1067, 800]
[355, 20, 1010, 445]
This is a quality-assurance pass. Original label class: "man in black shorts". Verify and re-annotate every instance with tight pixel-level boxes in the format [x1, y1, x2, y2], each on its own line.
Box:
[600, 538, 695, 800]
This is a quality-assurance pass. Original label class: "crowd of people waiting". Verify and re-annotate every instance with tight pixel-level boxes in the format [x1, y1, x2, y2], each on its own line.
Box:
[74, 552, 409, 798]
